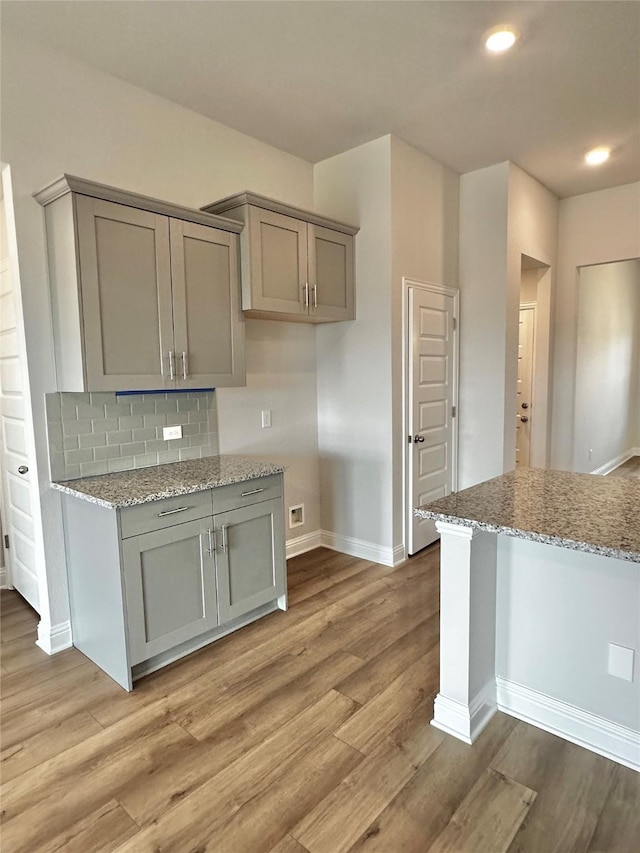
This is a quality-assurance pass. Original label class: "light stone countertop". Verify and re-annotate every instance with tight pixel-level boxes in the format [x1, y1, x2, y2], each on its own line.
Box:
[415, 467, 640, 563]
[52, 455, 286, 509]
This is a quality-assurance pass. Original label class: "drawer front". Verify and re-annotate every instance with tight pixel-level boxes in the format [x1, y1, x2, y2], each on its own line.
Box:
[211, 474, 282, 515]
[119, 490, 213, 539]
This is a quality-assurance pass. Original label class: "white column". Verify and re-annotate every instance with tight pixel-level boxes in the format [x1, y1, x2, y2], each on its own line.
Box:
[432, 520, 498, 743]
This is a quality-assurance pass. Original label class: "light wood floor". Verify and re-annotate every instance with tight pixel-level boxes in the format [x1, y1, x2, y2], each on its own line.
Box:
[1, 546, 638, 852]
[608, 455, 640, 480]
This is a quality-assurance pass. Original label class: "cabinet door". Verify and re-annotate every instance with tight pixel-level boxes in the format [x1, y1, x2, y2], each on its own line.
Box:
[122, 518, 217, 665]
[308, 225, 355, 322]
[246, 207, 308, 316]
[170, 220, 245, 388]
[214, 499, 286, 624]
[75, 195, 175, 391]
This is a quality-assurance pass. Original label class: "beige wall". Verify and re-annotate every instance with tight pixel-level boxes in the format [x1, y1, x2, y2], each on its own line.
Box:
[389, 137, 459, 547]
[552, 182, 640, 470]
[313, 137, 394, 557]
[458, 163, 510, 487]
[313, 136, 458, 561]
[506, 166, 557, 469]
[573, 259, 640, 472]
[1, 33, 317, 630]
[458, 162, 557, 488]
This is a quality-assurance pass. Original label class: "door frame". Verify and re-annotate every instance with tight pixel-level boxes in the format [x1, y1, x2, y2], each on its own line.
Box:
[517, 301, 537, 468]
[402, 278, 460, 557]
[1, 163, 45, 601]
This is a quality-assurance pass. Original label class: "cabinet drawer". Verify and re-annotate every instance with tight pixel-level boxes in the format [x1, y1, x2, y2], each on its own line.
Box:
[119, 490, 213, 539]
[212, 474, 282, 514]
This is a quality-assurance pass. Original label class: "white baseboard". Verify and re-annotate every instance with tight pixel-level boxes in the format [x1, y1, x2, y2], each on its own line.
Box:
[286, 530, 323, 559]
[591, 447, 639, 476]
[319, 530, 400, 567]
[286, 529, 406, 568]
[36, 619, 73, 655]
[391, 544, 407, 566]
[496, 677, 640, 772]
[431, 680, 497, 745]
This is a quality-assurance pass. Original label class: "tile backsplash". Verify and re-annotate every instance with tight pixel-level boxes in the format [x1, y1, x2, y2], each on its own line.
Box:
[46, 391, 219, 481]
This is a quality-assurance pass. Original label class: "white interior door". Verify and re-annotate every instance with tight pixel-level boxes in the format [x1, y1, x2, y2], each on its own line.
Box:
[407, 283, 458, 556]
[516, 304, 535, 468]
[0, 171, 41, 611]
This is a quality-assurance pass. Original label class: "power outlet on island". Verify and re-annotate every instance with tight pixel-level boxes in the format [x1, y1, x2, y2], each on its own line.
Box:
[608, 643, 635, 682]
[163, 425, 183, 441]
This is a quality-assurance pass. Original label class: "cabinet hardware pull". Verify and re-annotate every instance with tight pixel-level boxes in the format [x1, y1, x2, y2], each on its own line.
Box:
[182, 351, 188, 380]
[157, 506, 189, 517]
[206, 528, 214, 555]
[303, 281, 309, 308]
[221, 525, 228, 553]
[312, 283, 317, 309]
[168, 350, 175, 381]
[240, 487, 264, 497]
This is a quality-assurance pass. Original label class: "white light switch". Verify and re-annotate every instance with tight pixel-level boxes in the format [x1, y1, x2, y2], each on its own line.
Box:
[163, 425, 182, 441]
[608, 643, 635, 682]
[261, 410, 272, 429]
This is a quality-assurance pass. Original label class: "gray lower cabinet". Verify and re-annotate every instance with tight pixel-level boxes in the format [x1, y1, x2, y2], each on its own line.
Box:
[122, 517, 219, 665]
[214, 499, 284, 623]
[63, 475, 286, 691]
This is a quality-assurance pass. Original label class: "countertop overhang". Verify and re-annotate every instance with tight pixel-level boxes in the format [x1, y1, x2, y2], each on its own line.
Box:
[415, 468, 640, 563]
[52, 455, 285, 509]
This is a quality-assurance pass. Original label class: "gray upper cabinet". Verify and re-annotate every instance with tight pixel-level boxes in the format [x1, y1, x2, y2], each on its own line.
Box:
[35, 175, 246, 392]
[202, 192, 358, 324]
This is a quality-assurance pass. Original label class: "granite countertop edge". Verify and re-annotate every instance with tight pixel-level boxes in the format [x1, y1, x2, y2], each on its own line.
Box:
[51, 455, 286, 509]
[415, 508, 640, 564]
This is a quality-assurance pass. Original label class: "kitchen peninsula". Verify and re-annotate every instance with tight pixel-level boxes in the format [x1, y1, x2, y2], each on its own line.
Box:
[416, 468, 640, 771]
[54, 455, 287, 690]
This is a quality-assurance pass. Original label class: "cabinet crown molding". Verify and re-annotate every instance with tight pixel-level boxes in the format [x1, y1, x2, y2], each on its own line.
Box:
[33, 174, 244, 234]
[202, 191, 360, 236]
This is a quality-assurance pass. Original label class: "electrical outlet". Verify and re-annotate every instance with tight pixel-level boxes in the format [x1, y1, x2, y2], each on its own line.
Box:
[608, 643, 635, 681]
[162, 425, 183, 441]
[289, 504, 304, 528]
[589, 448, 593, 460]
[261, 410, 272, 429]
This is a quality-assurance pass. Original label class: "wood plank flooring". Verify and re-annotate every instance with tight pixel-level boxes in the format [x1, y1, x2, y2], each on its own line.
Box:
[1, 546, 638, 852]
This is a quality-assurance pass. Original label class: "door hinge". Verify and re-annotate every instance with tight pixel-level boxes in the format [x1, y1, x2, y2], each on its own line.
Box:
[408, 435, 412, 444]
[452, 317, 457, 331]
[451, 405, 456, 418]
[3, 534, 8, 550]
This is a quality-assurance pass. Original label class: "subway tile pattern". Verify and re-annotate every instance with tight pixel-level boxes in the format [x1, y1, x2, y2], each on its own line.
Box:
[45, 391, 219, 481]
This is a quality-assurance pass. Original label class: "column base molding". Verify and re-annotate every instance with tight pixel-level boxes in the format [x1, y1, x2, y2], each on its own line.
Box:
[431, 679, 497, 744]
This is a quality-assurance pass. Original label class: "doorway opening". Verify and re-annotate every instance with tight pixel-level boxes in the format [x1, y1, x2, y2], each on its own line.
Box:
[573, 258, 640, 475]
[516, 255, 551, 468]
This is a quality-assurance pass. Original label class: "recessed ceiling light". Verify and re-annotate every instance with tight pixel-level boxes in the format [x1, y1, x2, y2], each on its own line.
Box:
[585, 147, 611, 166]
[484, 26, 520, 53]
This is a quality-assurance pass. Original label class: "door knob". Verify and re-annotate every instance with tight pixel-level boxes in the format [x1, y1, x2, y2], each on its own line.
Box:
[413, 435, 425, 443]
[520, 416, 529, 423]
[521, 402, 529, 409]
[18, 465, 29, 475]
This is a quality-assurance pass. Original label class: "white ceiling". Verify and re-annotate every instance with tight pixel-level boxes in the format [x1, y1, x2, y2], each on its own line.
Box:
[3, 0, 639, 198]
